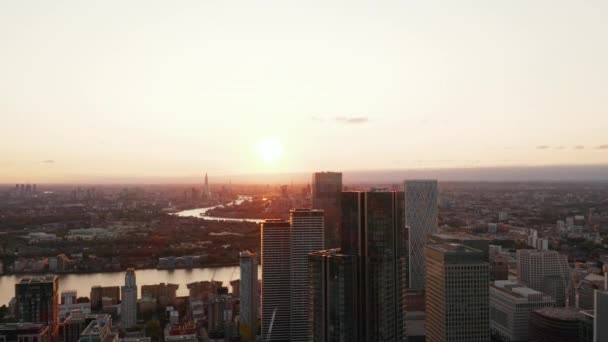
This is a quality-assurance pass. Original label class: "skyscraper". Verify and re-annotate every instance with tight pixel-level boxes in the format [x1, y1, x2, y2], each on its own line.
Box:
[15, 275, 59, 338]
[404, 180, 438, 290]
[309, 249, 358, 342]
[239, 251, 258, 342]
[121, 269, 137, 328]
[312, 172, 342, 249]
[594, 290, 608, 342]
[425, 243, 490, 342]
[516, 249, 571, 306]
[261, 219, 291, 341]
[289, 209, 324, 342]
[203, 172, 211, 200]
[339, 191, 406, 341]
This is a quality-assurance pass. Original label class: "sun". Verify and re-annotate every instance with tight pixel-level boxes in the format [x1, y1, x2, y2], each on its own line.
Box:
[256, 137, 284, 163]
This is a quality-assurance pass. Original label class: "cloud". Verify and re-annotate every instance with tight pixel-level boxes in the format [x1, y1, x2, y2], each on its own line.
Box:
[536, 145, 550, 150]
[334, 116, 369, 124]
[597, 145, 608, 150]
[40, 160, 55, 164]
[574, 145, 585, 150]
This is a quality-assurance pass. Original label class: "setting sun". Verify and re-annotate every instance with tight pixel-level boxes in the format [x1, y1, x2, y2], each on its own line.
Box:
[256, 138, 284, 163]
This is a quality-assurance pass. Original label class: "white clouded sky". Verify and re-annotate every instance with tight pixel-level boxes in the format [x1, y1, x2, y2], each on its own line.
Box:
[1, 0, 607, 182]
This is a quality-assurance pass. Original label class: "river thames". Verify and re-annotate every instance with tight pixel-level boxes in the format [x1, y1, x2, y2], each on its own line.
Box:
[0, 197, 264, 306]
[0, 266, 264, 306]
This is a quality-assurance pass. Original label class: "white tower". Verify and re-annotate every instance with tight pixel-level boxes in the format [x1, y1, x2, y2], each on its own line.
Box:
[405, 180, 438, 290]
[121, 268, 137, 328]
[239, 251, 258, 342]
[289, 209, 324, 342]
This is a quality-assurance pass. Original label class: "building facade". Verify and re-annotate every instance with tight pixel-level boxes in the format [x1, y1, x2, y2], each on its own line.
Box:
[289, 209, 324, 342]
[405, 180, 438, 290]
[15, 276, 59, 339]
[90, 286, 120, 312]
[261, 219, 291, 341]
[311, 172, 342, 249]
[425, 243, 489, 342]
[339, 191, 406, 341]
[308, 249, 358, 342]
[490, 280, 555, 341]
[517, 249, 571, 306]
[120, 269, 137, 328]
[239, 251, 258, 342]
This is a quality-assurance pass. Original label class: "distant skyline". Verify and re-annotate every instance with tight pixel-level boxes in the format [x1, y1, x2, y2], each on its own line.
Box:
[1, 1, 608, 183]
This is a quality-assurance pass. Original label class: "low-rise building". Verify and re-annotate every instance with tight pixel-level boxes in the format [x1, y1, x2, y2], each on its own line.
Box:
[490, 280, 555, 341]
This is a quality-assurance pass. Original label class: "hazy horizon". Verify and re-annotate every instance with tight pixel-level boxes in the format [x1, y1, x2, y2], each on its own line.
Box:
[3, 164, 608, 185]
[2, 1, 608, 183]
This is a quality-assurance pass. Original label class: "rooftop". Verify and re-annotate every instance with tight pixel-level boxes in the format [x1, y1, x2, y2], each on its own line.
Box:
[534, 307, 581, 321]
[18, 275, 57, 284]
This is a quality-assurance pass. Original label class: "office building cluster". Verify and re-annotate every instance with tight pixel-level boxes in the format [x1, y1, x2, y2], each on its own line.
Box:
[242, 172, 608, 342]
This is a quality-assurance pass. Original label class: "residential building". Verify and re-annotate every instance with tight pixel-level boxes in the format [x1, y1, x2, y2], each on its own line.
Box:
[405, 180, 438, 290]
[0, 323, 50, 342]
[90, 287, 120, 312]
[517, 249, 571, 306]
[289, 209, 323, 342]
[261, 219, 291, 341]
[239, 251, 258, 342]
[15, 275, 59, 338]
[120, 269, 137, 328]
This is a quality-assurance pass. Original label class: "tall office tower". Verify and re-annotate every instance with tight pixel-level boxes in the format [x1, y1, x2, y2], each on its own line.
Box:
[261, 219, 291, 342]
[404, 180, 438, 290]
[203, 172, 211, 200]
[425, 243, 490, 342]
[517, 249, 571, 306]
[15, 275, 59, 338]
[239, 251, 258, 342]
[121, 269, 137, 328]
[312, 172, 342, 249]
[309, 249, 358, 342]
[339, 191, 406, 341]
[490, 280, 555, 342]
[594, 290, 608, 342]
[289, 209, 324, 342]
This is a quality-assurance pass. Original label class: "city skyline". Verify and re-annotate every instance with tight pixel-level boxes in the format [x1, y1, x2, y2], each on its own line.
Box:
[2, 1, 608, 183]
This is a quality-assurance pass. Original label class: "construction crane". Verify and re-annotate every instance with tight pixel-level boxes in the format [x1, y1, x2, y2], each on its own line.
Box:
[266, 308, 278, 342]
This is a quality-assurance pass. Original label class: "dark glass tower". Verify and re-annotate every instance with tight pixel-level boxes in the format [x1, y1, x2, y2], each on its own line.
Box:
[15, 276, 59, 339]
[312, 172, 342, 249]
[309, 191, 406, 342]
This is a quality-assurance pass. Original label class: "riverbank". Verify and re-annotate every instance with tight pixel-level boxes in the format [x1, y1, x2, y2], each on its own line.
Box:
[0, 262, 240, 277]
[0, 265, 259, 306]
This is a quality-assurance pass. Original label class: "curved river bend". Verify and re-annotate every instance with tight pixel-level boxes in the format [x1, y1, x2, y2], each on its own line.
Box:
[0, 196, 263, 306]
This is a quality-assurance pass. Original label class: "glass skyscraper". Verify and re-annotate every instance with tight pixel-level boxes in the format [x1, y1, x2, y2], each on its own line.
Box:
[312, 172, 342, 249]
[309, 191, 406, 342]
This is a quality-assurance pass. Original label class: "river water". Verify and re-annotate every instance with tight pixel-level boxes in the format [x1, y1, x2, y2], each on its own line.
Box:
[173, 195, 263, 223]
[0, 266, 262, 306]
[0, 196, 263, 306]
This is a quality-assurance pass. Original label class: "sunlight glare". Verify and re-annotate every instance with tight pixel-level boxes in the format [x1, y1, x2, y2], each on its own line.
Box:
[256, 138, 284, 163]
